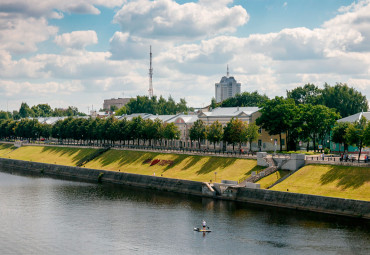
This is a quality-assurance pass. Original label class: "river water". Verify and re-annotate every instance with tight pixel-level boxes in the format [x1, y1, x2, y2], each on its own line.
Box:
[0, 171, 369, 255]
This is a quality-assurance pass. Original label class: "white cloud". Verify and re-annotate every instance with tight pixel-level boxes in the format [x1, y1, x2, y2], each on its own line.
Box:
[54, 31, 98, 50]
[0, 16, 58, 54]
[2, 0, 370, 111]
[0, 0, 126, 18]
[109, 32, 172, 60]
[113, 0, 248, 40]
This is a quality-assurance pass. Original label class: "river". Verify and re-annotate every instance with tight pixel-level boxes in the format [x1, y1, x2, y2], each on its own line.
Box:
[0, 171, 369, 254]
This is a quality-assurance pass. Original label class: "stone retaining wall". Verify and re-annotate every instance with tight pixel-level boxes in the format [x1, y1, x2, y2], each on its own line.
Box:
[234, 188, 370, 219]
[0, 158, 369, 219]
[0, 158, 203, 196]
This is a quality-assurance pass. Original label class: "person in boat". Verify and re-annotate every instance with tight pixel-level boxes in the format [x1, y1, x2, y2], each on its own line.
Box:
[202, 220, 206, 230]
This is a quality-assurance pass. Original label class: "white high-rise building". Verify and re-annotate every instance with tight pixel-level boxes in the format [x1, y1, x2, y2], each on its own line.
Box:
[215, 66, 241, 103]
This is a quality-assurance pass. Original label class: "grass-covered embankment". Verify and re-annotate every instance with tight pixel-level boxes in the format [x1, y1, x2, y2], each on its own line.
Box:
[84, 149, 262, 182]
[0, 144, 262, 182]
[1, 145, 98, 166]
[255, 170, 290, 189]
[0, 143, 17, 157]
[270, 164, 370, 201]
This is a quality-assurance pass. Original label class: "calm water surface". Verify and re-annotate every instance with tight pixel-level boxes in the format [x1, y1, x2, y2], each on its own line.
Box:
[0, 171, 369, 255]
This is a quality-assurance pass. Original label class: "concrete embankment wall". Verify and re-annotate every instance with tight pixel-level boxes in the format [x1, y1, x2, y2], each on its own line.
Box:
[234, 188, 370, 219]
[0, 158, 203, 196]
[0, 158, 369, 219]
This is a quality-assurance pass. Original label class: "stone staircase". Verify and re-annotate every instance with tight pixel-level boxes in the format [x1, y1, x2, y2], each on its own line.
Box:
[239, 155, 278, 186]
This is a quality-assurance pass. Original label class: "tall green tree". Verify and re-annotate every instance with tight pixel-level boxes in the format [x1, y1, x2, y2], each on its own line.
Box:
[207, 120, 223, 150]
[331, 122, 350, 153]
[322, 83, 368, 118]
[287, 83, 323, 105]
[256, 97, 297, 151]
[130, 116, 145, 145]
[244, 123, 259, 152]
[220, 91, 269, 107]
[0, 111, 10, 120]
[346, 116, 368, 160]
[299, 104, 339, 152]
[223, 118, 245, 151]
[189, 120, 207, 149]
[19, 102, 33, 118]
[162, 123, 180, 146]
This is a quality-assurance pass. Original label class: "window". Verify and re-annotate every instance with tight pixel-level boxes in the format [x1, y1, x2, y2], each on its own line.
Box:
[258, 140, 262, 147]
[258, 127, 262, 134]
[281, 139, 285, 146]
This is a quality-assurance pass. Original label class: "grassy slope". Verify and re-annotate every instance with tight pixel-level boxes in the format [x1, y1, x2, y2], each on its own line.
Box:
[271, 165, 370, 201]
[84, 149, 263, 182]
[256, 170, 290, 189]
[2, 145, 97, 166]
[0, 143, 17, 157]
[0, 144, 262, 182]
[1, 144, 369, 201]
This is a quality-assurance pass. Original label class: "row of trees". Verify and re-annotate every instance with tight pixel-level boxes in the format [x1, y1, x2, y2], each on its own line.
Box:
[256, 97, 340, 151]
[256, 96, 370, 156]
[115, 95, 193, 116]
[0, 116, 259, 151]
[211, 83, 368, 119]
[0, 117, 180, 146]
[0, 103, 86, 120]
[189, 119, 259, 150]
[332, 117, 370, 158]
[287, 83, 368, 118]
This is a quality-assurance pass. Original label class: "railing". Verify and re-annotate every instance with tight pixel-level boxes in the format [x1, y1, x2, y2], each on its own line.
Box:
[306, 155, 369, 164]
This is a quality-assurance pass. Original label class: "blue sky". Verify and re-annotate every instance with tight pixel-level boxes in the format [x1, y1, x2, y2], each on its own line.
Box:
[0, 0, 369, 112]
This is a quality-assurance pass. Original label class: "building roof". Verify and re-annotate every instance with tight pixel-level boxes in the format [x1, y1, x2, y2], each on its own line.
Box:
[146, 114, 178, 122]
[337, 111, 370, 123]
[218, 76, 238, 84]
[168, 114, 198, 124]
[199, 107, 260, 118]
[117, 113, 152, 121]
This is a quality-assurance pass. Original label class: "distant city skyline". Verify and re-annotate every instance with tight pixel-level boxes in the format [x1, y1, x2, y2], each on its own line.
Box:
[1, 0, 370, 113]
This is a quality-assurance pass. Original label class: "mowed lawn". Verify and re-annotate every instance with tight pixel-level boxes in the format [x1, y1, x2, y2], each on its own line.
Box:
[256, 170, 290, 189]
[2, 145, 98, 166]
[0, 143, 17, 157]
[84, 149, 263, 182]
[270, 164, 370, 201]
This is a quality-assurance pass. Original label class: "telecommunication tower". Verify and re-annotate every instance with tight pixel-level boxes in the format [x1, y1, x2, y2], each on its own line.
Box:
[148, 45, 154, 97]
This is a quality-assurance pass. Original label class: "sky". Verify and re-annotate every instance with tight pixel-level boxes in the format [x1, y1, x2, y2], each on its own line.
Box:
[1, 0, 370, 113]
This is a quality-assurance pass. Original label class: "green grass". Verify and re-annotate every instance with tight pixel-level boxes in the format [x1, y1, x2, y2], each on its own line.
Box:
[0, 144, 262, 182]
[256, 170, 290, 189]
[271, 164, 370, 201]
[0, 143, 17, 157]
[1, 145, 98, 166]
[85, 149, 263, 182]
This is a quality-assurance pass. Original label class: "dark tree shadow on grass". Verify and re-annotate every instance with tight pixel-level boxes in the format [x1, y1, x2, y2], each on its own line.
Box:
[319, 166, 370, 190]
[195, 157, 238, 175]
[41, 146, 97, 165]
[94, 150, 160, 168]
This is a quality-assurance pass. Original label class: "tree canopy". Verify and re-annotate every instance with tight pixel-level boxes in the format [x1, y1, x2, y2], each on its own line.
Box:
[212, 91, 269, 108]
[118, 95, 193, 115]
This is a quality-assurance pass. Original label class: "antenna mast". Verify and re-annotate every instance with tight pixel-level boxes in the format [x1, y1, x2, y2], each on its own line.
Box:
[148, 45, 153, 97]
[227, 64, 229, 77]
